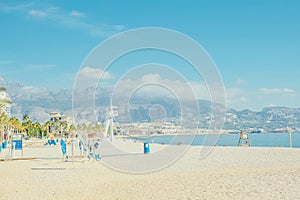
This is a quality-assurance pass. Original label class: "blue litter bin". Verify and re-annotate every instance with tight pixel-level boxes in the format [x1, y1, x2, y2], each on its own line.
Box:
[144, 142, 150, 154]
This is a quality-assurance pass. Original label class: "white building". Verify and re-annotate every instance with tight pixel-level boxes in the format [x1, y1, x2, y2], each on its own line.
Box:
[49, 112, 73, 124]
[0, 87, 11, 117]
[49, 112, 73, 134]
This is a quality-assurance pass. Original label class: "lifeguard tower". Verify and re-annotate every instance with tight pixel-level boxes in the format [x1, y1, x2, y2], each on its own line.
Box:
[238, 130, 250, 147]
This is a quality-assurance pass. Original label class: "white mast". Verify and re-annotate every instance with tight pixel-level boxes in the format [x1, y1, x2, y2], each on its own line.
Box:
[110, 104, 113, 142]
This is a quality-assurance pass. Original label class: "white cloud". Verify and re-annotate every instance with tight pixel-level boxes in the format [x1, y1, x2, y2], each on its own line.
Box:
[283, 88, 295, 93]
[140, 74, 161, 82]
[225, 86, 298, 111]
[70, 10, 85, 17]
[239, 97, 248, 103]
[74, 71, 299, 111]
[235, 77, 246, 85]
[225, 87, 246, 108]
[41, 6, 125, 37]
[0, 2, 32, 12]
[22, 85, 47, 93]
[28, 9, 46, 18]
[78, 66, 114, 80]
[0, 2, 125, 37]
[259, 88, 295, 95]
[74, 67, 115, 90]
[112, 74, 211, 102]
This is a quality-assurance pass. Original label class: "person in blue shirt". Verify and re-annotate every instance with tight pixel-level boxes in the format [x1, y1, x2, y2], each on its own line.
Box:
[60, 139, 67, 161]
[94, 140, 101, 161]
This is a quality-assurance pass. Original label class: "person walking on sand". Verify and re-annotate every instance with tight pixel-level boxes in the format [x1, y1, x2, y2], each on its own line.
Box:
[78, 139, 84, 156]
[60, 138, 68, 161]
[87, 141, 93, 160]
[94, 140, 101, 161]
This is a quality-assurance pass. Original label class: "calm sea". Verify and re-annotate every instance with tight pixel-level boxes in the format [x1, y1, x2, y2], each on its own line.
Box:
[132, 132, 300, 148]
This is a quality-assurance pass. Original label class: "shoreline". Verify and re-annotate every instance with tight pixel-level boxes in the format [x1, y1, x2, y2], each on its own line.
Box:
[118, 130, 299, 138]
[117, 132, 300, 149]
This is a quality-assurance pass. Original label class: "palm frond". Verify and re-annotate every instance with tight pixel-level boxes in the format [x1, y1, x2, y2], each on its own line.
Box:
[0, 87, 7, 92]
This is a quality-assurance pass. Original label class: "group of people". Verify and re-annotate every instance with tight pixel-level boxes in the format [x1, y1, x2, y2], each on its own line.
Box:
[60, 137, 101, 161]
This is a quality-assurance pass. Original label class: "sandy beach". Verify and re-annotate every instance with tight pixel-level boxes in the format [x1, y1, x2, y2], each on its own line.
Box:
[1, 140, 300, 200]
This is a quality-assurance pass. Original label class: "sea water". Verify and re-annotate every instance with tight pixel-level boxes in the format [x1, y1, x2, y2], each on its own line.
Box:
[132, 132, 300, 148]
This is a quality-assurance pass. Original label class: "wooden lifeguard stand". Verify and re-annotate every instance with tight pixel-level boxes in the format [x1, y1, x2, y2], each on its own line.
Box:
[238, 130, 250, 147]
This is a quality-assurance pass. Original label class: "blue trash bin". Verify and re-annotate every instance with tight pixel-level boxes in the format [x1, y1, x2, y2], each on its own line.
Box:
[144, 142, 150, 154]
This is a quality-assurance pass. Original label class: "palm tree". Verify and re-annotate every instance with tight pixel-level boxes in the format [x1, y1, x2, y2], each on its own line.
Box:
[0, 99, 12, 106]
[14, 117, 22, 134]
[23, 114, 30, 122]
[8, 117, 21, 134]
[81, 123, 87, 130]
[60, 121, 68, 137]
[68, 124, 76, 138]
[76, 124, 82, 130]
[24, 120, 33, 137]
[22, 114, 33, 137]
[32, 122, 42, 138]
[43, 121, 51, 138]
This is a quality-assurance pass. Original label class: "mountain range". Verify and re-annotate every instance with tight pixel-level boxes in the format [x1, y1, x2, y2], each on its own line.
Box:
[4, 83, 300, 131]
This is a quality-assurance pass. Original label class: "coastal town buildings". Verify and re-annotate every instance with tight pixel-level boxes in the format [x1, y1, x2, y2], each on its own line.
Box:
[49, 112, 73, 135]
[0, 87, 11, 117]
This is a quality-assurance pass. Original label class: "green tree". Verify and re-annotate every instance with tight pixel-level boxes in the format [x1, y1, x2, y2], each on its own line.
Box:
[81, 123, 87, 130]
[22, 113, 32, 135]
[32, 122, 42, 137]
[43, 121, 51, 138]
[60, 121, 68, 137]
[23, 114, 30, 122]
[26, 120, 33, 137]
[8, 116, 22, 134]
[68, 124, 76, 137]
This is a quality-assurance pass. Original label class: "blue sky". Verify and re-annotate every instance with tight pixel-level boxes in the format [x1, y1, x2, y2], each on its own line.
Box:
[0, 0, 299, 110]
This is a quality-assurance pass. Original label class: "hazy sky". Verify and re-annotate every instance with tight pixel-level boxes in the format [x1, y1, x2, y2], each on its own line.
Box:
[0, 0, 299, 110]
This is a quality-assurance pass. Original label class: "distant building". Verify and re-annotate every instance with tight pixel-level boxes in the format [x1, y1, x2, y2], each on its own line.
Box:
[0, 87, 11, 117]
[49, 112, 73, 134]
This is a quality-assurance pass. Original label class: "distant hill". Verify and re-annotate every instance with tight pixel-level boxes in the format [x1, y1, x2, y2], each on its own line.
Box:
[3, 82, 300, 130]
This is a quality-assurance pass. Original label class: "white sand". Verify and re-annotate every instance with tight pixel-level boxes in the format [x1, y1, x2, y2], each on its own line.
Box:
[1, 139, 300, 200]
